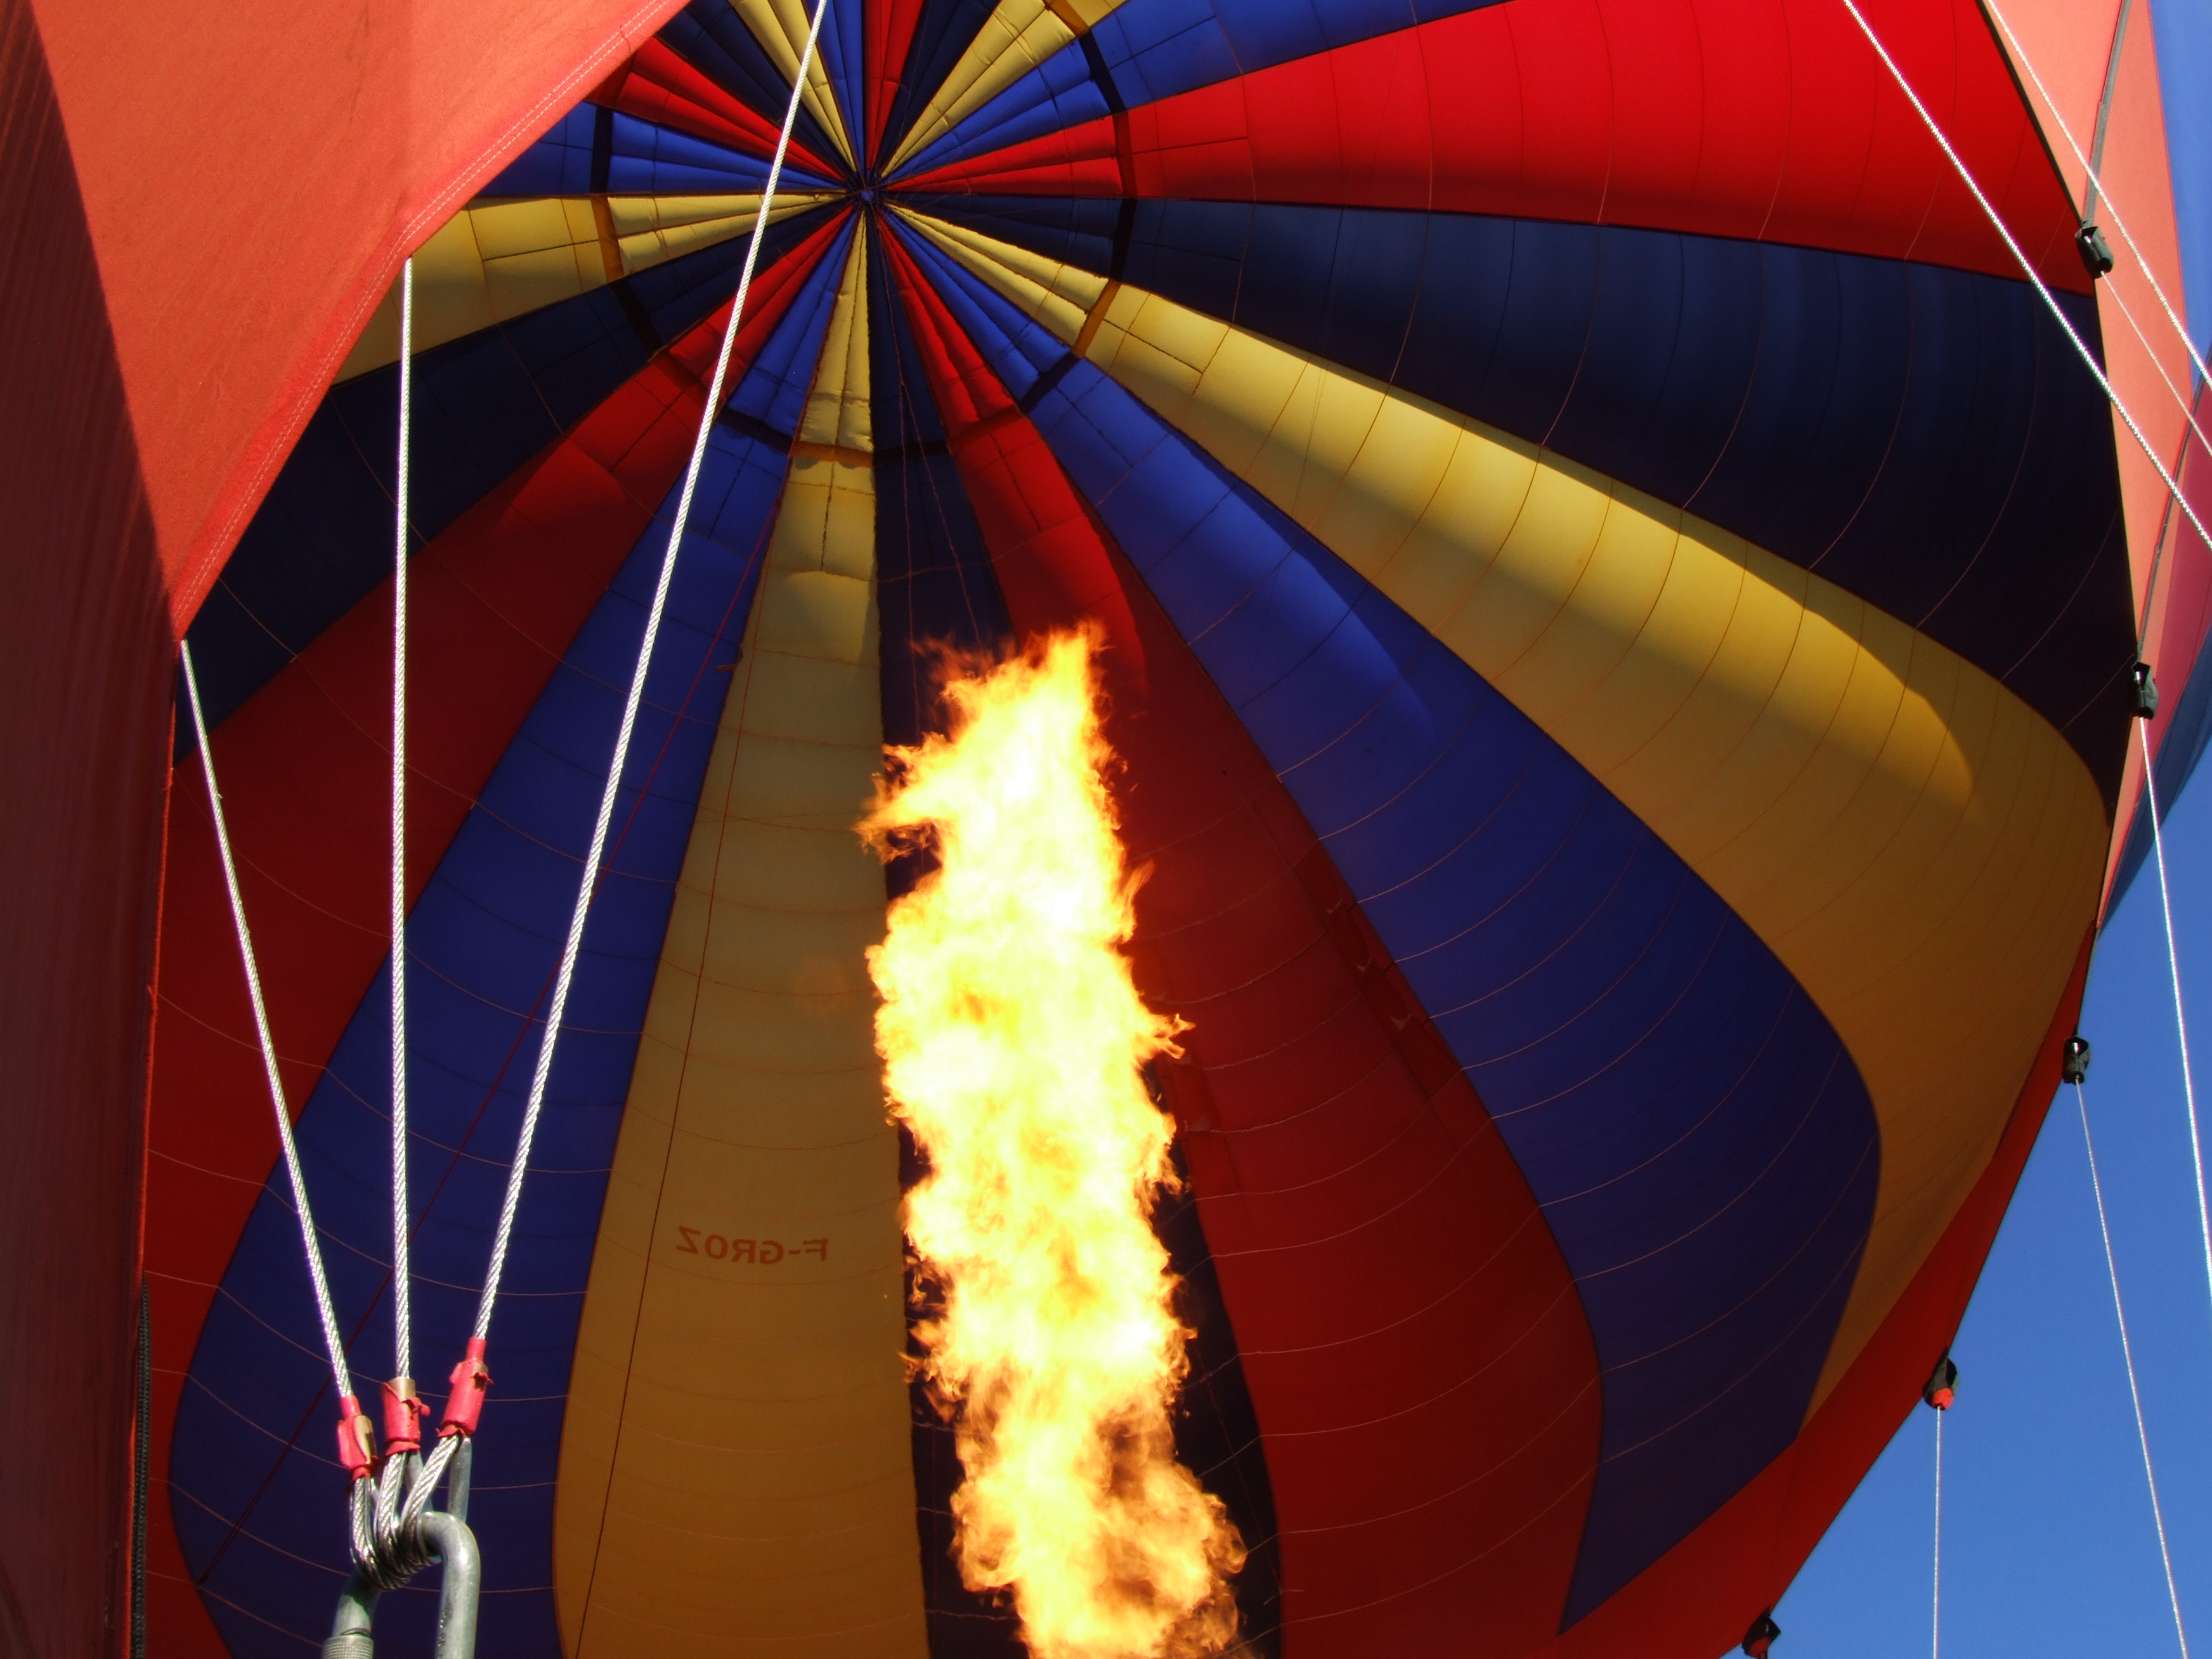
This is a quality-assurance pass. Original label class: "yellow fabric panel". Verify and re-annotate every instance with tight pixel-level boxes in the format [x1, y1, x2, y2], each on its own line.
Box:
[729, 0, 857, 169]
[917, 218, 2110, 1410]
[339, 195, 833, 381]
[798, 231, 873, 454]
[881, 0, 1129, 174]
[554, 445, 923, 1658]
[609, 192, 833, 277]
[894, 207, 1103, 341]
[339, 197, 607, 380]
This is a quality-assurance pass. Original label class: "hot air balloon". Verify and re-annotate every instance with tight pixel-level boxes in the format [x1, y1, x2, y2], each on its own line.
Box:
[5, 0, 2211, 1656]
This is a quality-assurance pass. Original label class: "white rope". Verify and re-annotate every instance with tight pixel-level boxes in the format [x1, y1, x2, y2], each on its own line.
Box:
[1930, 1405, 1942, 1659]
[465, 0, 835, 1348]
[391, 254, 414, 1391]
[2139, 719, 2212, 1325]
[361, 257, 427, 1587]
[1981, 0, 2212, 401]
[2076, 1081, 2192, 1658]
[179, 644, 355, 1405]
[1833, 0, 2212, 594]
[2104, 275, 2212, 488]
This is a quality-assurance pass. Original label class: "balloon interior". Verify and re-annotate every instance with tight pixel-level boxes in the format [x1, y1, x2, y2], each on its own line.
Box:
[82, 0, 2212, 1657]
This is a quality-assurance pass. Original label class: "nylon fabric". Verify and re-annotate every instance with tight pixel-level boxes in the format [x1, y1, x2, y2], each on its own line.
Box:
[897, 0, 2089, 302]
[880, 0, 1130, 174]
[595, 33, 845, 178]
[732, 0, 862, 167]
[659, 0, 850, 169]
[911, 192, 2135, 807]
[127, 2, 2163, 1654]
[186, 206, 839, 739]
[918, 216, 2112, 1415]
[884, 209, 1885, 1613]
[483, 102, 841, 198]
[146, 221, 849, 1659]
[339, 193, 835, 381]
[555, 237, 921, 1659]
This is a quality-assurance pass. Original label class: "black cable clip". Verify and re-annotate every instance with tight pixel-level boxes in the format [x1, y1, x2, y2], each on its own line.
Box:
[1743, 1608, 1782, 1656]
[2063, 1036, 2091, 1085]
[2078, 223, 2116, 278]
[2132, 661, 2159, 720]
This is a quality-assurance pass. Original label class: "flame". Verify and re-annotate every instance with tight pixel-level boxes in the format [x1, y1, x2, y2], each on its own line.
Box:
[862, 628, 1244, 1659]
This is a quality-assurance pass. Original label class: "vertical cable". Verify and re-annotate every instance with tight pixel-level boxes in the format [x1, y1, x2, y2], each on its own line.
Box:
[1980, 0, 2212, 399]
[465, 0, 838, 1348]
[1832, 0, 2212, 572]
[1930, 1405, 1942, 1659]
[391, 255, 414, 1389]
[2077, 1081, 2192, 1659]
[179, 642, 354, 1402]
[2139, 720, 2212, 1325]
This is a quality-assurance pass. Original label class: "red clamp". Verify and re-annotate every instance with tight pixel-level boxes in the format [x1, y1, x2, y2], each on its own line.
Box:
[1922, 1356, 1958, 1412]
[439, 1339, 492, 1438]
[381, 1378, 426, 1458]
[335, 1395, 377, 1480]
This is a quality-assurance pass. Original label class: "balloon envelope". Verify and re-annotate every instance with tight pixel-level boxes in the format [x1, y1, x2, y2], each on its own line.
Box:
[133, 2, 2212, 1657]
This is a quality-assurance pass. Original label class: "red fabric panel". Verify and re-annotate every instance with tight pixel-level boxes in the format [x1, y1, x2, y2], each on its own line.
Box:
[595, 36, 841, 179]
[949, 420, 1146, 696]
[1114, 548, 1602, 1656]
[879, 235, 1606, 1648]
[141, 221, 839, 1658]
[878, 227, 1145, 684]
[879, 228, 1019, 429]
[2091, 0, 2204, 909]
[1537, 930, 2093, 1659]
[0, 2, 174, 1653]
[902, 0, 2089, 294]
[27, 0, 698, 630]
[865, 0, 928, 166]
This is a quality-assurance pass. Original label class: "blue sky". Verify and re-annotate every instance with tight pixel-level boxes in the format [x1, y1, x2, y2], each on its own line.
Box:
[1779, 765, 2212, 1657]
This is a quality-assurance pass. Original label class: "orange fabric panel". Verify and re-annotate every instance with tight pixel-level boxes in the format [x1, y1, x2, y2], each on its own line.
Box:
[1989, 0, 2120, 209]
[2081, 2, 2197, 905]
[27, 0, 694, 630]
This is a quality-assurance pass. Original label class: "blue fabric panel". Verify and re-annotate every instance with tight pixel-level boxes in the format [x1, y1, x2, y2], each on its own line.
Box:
[184, 205, 836, 743]
[171, 362, 807, 1659]
[893, 34, 1111, 181]
[874, 0, 1001, 170]
[660, 0, 848, 174]
[868, 223, 1013, 755]
[965, 328, 1881, 1623]
[480, 103, 602, 195]
[825, 0, 868, 162]
[902, 194, 1126, 274]
[609, 109, 831, 193]
[2148, 0, 2212, 362]
[923, 195, 2140, 811]
[732, 216, 861, 434]
[894, 0, 1507, 179]
[889, 220, 1065, 393]
[483, 107, 835, 198]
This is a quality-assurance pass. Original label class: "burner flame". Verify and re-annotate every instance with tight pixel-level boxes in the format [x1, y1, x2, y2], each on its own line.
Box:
[863, 628, 1244, 1659]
